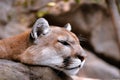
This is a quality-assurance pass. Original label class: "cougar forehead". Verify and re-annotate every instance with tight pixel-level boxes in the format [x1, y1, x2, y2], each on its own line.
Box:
[48, 26, 79, 43]
[33, 26, 80, 48]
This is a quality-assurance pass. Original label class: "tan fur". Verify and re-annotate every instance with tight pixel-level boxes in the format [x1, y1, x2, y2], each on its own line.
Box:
[0, 30, 32, 60]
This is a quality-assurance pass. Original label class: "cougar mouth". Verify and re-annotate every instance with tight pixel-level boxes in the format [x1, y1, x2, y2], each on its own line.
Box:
[64, 65, 81, 70]
[55, 64, 81, 71]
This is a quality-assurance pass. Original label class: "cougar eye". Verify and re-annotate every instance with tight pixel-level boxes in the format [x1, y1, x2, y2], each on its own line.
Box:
[58, 40, 70, 46]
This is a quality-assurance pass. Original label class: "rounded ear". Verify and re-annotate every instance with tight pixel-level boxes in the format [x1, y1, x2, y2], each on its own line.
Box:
[30, 18, 50, 40]
[64, 23, 72, 31]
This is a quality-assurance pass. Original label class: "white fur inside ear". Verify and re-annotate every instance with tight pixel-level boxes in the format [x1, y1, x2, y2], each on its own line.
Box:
[31, 18, 50, 40]
[64, 23, 72, 31]
[42, 26, 50, 35]
[35, 18, 50, 35]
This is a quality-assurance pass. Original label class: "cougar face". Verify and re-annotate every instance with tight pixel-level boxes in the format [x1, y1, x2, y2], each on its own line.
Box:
[20, 18, 86, 75]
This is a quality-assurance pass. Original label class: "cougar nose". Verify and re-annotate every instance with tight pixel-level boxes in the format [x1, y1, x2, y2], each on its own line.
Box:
[77, 55, 85, 62]
[76, 51, 87, 62]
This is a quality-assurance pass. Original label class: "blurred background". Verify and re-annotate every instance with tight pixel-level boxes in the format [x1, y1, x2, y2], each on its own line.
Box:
[0, 0, 120, 79]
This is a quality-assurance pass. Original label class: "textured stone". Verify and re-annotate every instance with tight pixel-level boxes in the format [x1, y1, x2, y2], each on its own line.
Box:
[0, 59, 30, 80]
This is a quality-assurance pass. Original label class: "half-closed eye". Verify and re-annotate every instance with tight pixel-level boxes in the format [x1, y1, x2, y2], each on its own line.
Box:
[58, 40, 70, 46]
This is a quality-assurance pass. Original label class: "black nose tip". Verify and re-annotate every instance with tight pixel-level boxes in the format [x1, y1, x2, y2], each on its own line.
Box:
[76, 53, 87, 62]
[78, 55, 85, 61]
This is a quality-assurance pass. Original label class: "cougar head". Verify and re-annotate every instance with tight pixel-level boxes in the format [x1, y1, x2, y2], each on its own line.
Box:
[20, 18, 87, 75]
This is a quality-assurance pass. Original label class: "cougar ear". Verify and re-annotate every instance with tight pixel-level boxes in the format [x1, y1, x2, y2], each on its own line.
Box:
[64, 23, 72, 31]
[30, 18, 50, 40]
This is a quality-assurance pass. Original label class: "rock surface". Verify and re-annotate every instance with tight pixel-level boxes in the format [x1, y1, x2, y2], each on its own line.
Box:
[0, 59, 72, 80]
[0, 60, 29, 80]
[0, 59, 92, 80]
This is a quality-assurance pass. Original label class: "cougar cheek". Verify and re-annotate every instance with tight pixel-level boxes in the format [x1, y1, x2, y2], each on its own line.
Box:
[33, 47, 63, 67]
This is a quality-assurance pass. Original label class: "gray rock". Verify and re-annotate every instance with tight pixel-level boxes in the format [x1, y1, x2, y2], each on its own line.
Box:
[0, 59, 73, 80]
[0, 0, 14, 23]
[0, 59, 30, 80]
[91, 18, 120, 61]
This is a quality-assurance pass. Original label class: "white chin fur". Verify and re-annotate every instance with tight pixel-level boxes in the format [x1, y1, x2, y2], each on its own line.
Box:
[63, 60, 85, 75]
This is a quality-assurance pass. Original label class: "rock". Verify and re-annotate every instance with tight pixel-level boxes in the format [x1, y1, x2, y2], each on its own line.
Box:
[29, 66, 72, 80]
[0, 0, 33, 39]
[2, 21, 28, 38]
[91, 18, 120, 62]
[46, 0, 76, 15]
[0, 59, 72, 80]
[0, 0, 61, 39]
[0, 59, 98, 80]
[0, 0, 14, 23]
[78, 50, 120, 79]
[0, 59, 29, 80]
[44, 3, 109, 36]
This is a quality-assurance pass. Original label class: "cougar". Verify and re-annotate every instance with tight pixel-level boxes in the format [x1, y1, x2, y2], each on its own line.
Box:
[0, 18, 86, 79]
